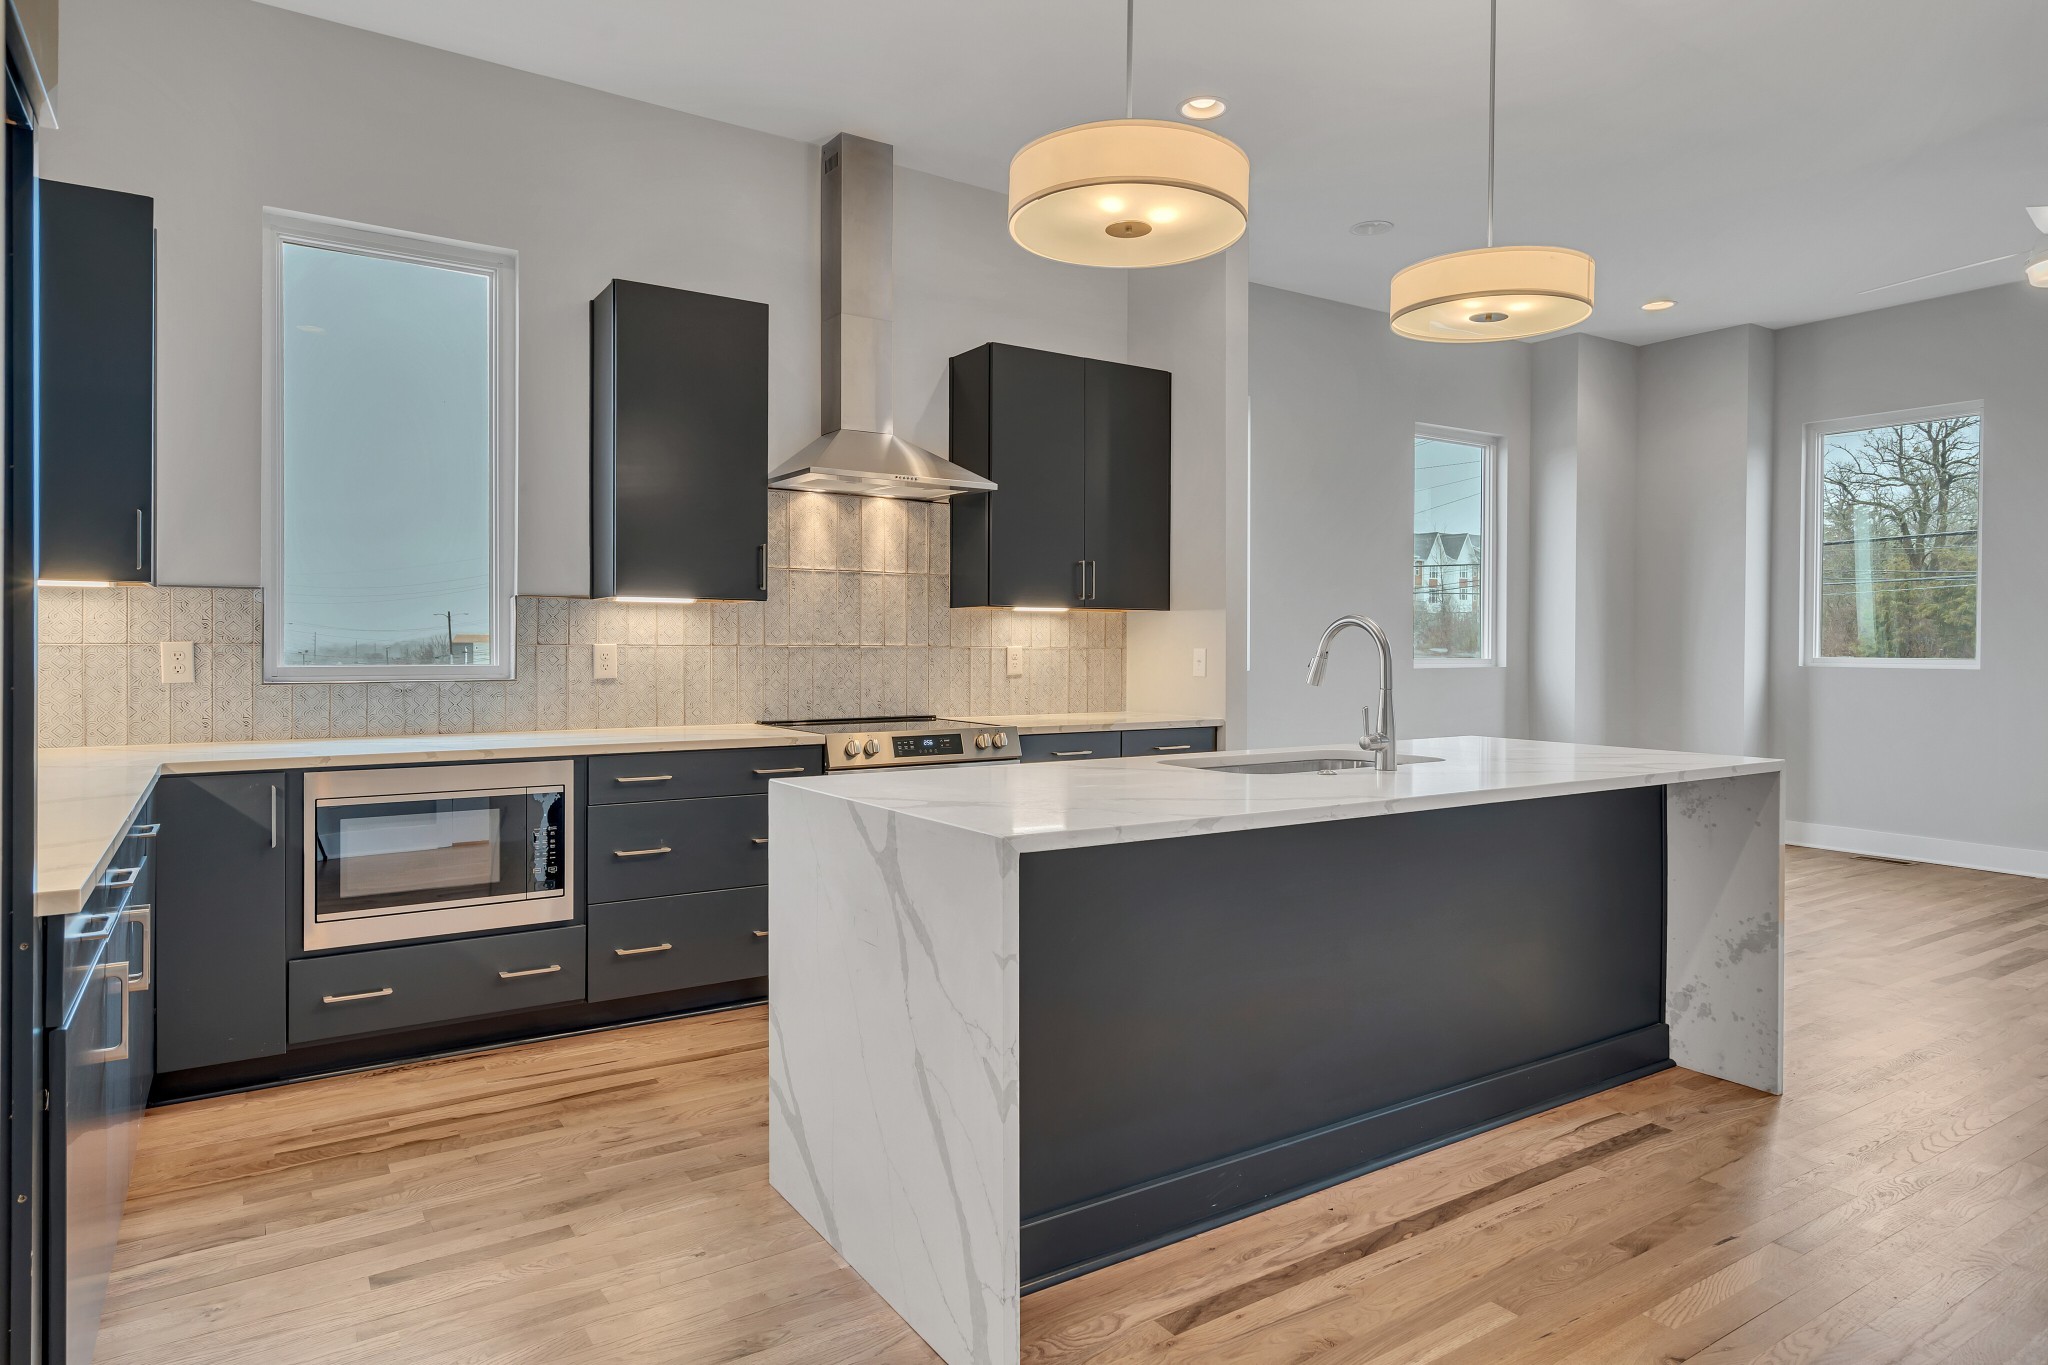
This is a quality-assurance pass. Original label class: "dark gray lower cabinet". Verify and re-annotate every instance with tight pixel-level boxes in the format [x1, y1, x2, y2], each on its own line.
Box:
[1020, 731, 1120, 763]
[586, 795, 769, 902]
[588, 746, 820, 803]
[1118, 727, 1215, 757]
[154, 772, 288, 1072]
[47, 844, 154, 1365]
[287, 926, 587, 1045]
[587, 889, 769, 1002]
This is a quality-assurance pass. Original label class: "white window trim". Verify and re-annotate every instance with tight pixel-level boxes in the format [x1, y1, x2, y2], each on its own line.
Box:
[260, 209, 519, 684]
[1412, 423, 1505, 669]
[1799, 399, 1983, 671]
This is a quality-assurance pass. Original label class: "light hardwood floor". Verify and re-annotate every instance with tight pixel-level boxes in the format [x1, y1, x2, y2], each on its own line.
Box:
[99, 847, 2048, 1364]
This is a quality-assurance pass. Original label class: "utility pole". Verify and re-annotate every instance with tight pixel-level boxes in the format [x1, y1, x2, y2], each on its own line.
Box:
[440, 610, 455, 661]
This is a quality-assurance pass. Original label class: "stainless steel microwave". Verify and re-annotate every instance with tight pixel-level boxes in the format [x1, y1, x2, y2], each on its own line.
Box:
[302, 760, 574, 951]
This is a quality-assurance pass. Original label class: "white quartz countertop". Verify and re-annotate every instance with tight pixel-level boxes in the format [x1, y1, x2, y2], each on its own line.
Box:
[36, 725, 815, 918]
[955, 711, 1223, 735]
[779, 734, 1784, 854]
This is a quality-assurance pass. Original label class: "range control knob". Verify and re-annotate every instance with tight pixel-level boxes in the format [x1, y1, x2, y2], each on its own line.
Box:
[975, 733, 991, 750]
[844, 740, 861, 758]
[863, 738, 881, 757]
[992, 732, 1010, 749]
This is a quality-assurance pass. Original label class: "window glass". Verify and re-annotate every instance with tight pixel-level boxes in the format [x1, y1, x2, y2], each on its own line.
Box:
[266, 214, 513, 680]
[1816, 414, 1979, 661]
[1413, 434, 1489, 661]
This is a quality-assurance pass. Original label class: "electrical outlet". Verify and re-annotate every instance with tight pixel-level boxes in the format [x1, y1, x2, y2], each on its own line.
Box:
[1192, 647, 1207, 678]
[1006, 645, 1025, 678]
[593, 642, 620, 680]
[160, 640, 194, 686]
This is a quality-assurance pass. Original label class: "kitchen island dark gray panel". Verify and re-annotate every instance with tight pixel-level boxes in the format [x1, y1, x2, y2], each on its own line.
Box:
[1017, 786, 1666, 1284]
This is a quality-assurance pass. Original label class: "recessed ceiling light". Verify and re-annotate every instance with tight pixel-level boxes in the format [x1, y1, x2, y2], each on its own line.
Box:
[1640, 298, 1677, 311]
[1349, 219, 1394, 236]
[1180, 97, 1225, 120]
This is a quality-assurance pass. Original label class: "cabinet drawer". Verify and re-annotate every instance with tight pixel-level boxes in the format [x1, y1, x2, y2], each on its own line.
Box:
[587, 796, 768, 903]
[588, 746, 820, 803]
[1021, 731, 1121, 763]
[586, 888, 768, 1002]
[1120, 727, 1217, 758]
[287, 926, 586, 1045]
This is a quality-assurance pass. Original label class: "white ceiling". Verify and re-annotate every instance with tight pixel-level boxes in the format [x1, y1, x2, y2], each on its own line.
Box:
[252, 0, 2048, 343]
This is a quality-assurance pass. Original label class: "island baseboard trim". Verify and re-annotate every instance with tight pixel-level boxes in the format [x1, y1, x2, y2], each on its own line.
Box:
[1019, 1023, 1671, 1291]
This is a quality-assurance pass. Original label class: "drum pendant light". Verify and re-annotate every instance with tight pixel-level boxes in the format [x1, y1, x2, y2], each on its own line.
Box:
[1008, 0, 1250, 269]
[1389, 0, 1594, 342]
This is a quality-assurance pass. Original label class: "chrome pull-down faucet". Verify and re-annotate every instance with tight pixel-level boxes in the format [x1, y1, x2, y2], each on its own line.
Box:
[1305, 615, 1397, 771]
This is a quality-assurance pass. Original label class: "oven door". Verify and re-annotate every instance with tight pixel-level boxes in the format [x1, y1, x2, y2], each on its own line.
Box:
[303, 761, 574, 951]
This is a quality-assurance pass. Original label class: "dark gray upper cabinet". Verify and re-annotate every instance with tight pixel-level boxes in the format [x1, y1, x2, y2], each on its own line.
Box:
[591, 280, 769, 602]
[949, 342, 1171, 611]
[37, 179, 154, 584]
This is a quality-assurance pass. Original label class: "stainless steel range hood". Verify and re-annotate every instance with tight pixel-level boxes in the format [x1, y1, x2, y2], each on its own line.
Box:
[769, 133, 996, 501]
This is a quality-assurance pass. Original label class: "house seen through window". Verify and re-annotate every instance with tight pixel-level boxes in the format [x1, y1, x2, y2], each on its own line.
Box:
[1412, 430, 1493, 662]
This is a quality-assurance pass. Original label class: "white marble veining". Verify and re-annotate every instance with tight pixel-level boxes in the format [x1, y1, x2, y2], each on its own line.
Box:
[1666, 774, 1785, 1092]
[769, 735, 1785, 1365]
[37, 725, 815, 917]
[953, 710, 1223, 736]
[777, 734, 1783, 854]
[769, 783, 1020, 1365]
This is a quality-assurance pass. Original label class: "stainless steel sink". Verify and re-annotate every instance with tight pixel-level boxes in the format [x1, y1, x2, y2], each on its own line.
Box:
[1165, 750, 1446, 775]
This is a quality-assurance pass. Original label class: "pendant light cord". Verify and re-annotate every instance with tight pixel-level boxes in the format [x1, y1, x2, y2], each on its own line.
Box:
[1486, 0, 1497, 248]
[1124, 0, 1135, 119]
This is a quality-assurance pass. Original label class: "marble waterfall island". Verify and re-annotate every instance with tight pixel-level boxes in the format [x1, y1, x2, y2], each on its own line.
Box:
[767, 736, 1784, 1365]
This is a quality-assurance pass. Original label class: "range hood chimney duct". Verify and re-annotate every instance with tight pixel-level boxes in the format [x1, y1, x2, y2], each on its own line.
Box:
[768, 133, 996, 501]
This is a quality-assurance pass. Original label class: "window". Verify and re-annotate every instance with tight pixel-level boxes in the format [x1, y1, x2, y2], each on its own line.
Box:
[1805, 404, 1980, 667]
[261, 210, 516, 682]
[1413, 427, 1498, 664]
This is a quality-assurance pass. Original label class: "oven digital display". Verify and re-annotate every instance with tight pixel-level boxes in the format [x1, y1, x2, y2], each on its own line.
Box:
[894, 733, 964, 758]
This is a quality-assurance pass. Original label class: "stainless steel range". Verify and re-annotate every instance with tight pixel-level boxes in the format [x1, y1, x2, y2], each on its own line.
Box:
[767, 715, 1021, 771]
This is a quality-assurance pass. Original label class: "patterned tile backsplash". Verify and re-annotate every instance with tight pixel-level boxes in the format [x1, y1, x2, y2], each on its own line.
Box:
[36, 491, 1126, 748]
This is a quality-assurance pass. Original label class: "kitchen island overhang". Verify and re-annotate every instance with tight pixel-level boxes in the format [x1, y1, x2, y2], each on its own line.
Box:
[767, 736, 1784, 1365]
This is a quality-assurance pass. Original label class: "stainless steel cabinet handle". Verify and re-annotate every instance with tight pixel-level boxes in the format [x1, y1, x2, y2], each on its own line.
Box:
[134, 509, 145, 575]
[757, 543, 768, 593]
[613, 943, 673, 958]
[1050, 749, 1096, 758]
[87, 962, 132, 1063]
[612, 845, 672, 859]
[751, 930, 769, 938]
[752, 767, 806, 776]
[1151, 744, 1194, 752]
[498, 964, 562, 980]
[750, 837, 769, 846]
[100, 865, 141, 891]
[129, 822, 161, 840]
[321, 987, 393, 1005]
[76, 912, 120, 943]
[122, 904, 153, 991]
[612, 774, 672, 785]
[270, 785, 280, 850]
[1087, 560, 1098, 602]
[1074, 561, 1087, 601]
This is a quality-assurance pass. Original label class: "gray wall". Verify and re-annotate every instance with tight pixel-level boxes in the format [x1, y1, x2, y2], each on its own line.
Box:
[1529, 334, 1638, 745]
[1123, 248, 1244, 721]
[39, 0, 1129, 596]
[1244, 285, 1531, 746]
[1769, 284, 2047, 868]
[1634, 325, 1774, 755]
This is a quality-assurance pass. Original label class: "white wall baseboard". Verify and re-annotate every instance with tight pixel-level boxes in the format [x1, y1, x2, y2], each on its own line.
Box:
[1786, 821, 2048, 880]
